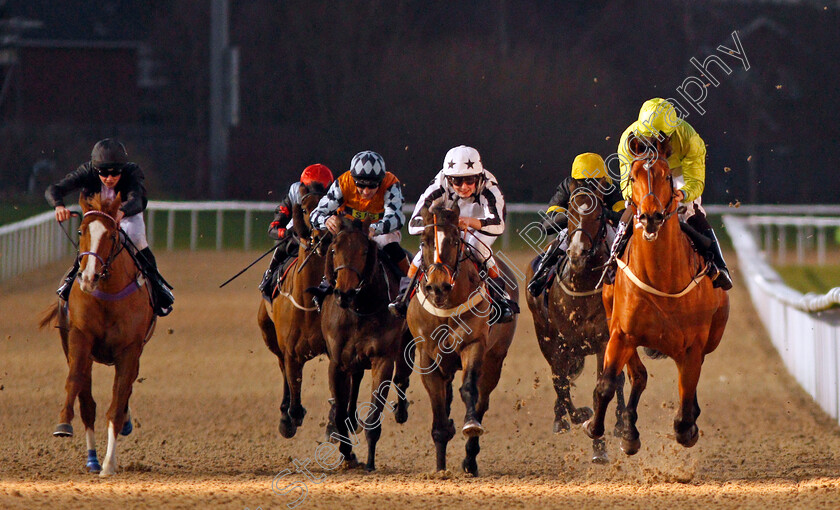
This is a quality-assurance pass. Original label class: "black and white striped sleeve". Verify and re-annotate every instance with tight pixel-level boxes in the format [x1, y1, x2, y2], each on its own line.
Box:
[310, 180, 344, 230]
[478, 179, 506, 236]
[372, 181, 405, 235]
[408, 176, 446, 235]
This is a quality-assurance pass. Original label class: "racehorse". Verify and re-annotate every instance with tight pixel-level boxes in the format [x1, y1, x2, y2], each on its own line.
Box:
[407, 200, 518, 475]
[584, 134, 729, 454]
[257, 183, 334, 438]
[39, 194, 155, 476]
[319, 217, 413, 471]
[526, 182, 625, 463]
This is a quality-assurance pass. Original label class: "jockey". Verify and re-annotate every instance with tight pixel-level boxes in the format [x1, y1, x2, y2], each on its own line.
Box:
[388, 145, 517, 323]
[45, 138, 174, 316]
[527, 153, 626, 297]
[610, 98, 732, 290]
[309, 150, 410, 307]
[258, 163, 334, 298]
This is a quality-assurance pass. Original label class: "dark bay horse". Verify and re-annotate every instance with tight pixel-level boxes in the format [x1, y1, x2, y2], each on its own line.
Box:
[407, 201, 518, 475]
[526, 182, 625, 463]
[584, 135, 729, 454]
[257, 183, 333, 438]
[320, 218, 413, 471]
[39, 194, 155, 476]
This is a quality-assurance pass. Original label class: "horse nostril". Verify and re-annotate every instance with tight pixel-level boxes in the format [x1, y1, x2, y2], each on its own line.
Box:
[442, 283, 452, 292]
[424, 285, 433, 294]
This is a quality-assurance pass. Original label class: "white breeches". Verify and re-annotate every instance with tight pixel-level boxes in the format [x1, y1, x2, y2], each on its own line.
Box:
[372, 230, 401, 249]
[121, 213, 148, 251]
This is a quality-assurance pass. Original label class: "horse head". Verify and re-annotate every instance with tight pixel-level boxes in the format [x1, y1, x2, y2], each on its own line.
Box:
[565, 179, 608, 273]
[294, 182, 331, 255]
[77, 193, 123, 293]
[628, 134, 677, 241]
[325, 217, 376, 308]
[419, 198, 461, 307]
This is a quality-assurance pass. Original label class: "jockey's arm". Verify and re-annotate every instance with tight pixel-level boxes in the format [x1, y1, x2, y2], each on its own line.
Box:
[476, 184, 505, 236]
[371, 181, 405, 235]
[407, 178, 446, 236]
[310, 180, 344, 230]
[678, 126, 707, 203]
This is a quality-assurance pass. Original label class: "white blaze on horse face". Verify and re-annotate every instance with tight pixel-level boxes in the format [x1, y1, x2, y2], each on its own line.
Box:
[80, 220, 107, 290]
[436, 230, 446, 256]
[567, 230, 585, 259]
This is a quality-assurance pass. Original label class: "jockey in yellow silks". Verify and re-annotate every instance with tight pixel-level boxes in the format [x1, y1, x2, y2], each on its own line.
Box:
[610, 98, 732, 290]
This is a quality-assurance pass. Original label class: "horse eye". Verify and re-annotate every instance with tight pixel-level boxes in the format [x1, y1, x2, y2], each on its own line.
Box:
[77, 230, 82, 235]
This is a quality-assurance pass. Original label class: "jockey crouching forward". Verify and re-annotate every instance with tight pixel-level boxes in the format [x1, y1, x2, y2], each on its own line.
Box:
[388, 145, 518, 323]
[258, 164, 334, 299]
[609, 98, 732, 290]
[45, 138, 174, 316]
[308, 151, 411, 309]
[527, 153, 626, 297]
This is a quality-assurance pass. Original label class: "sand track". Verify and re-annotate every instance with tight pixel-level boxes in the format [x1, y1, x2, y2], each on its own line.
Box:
[2, 251, 839, 509]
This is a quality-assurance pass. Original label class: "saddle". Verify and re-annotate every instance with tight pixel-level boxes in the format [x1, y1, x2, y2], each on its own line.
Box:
[269, 256, 300, 299]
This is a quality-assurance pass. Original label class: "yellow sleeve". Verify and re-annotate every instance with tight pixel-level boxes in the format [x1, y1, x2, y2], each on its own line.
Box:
[676, 123, 706, 203]
[616, 123, 637, 201]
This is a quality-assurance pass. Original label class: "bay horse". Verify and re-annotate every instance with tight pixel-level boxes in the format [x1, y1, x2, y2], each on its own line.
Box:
[526, 182, 625, 463]
[257, 183, 334, 438]
[320, 217, 413, 471]
[584, 135, 729, 454]
[407, 200, 518, 475]
[39, 194, 155, 476]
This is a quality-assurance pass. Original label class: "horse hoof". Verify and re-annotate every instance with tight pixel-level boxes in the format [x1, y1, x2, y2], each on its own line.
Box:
[120, 419, 133, 436]
[292, 408, 307, 427]
[395, 401, 410, 424]
[582, 419, 603, 440]
[570, 407, 593, 425]
[462, 420, 484, 438]
[364, 463, 376, 473]
[341, 453, 360, 470]
[676, 425, 699, 448]
[553, 418, 570, 434]
[591, 452, 610, 464]
[86, 460, 102, 473]
[613, 423, 625, 438]
[462, 458, 479, 476]
[278, 416, 297, 439]
[621, 437, 641, 455]
[53, 423, 74, 437]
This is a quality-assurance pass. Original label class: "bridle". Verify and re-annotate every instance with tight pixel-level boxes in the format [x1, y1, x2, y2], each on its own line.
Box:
[625, 154, 679, 224]
[566, 188, 609, 261]
[328, 229, 372, 298]
[421, 213, 467, 287]
[77, 210, 124, 283]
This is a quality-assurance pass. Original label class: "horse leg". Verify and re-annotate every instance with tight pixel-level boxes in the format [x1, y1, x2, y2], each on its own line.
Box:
[55, 329, 92, 438]
[674, 350, 703, 448]
[363, 357, 395, 472]
[421, 363, 455, 472]
[279, 356, 306, 437]
[393, 330, 414, 424]
[77, 356, 101, 473]
[101, 345, 141, 477]
[459, 341, 485, 437]
[463, 346, 505, 476]
[583, 334, 634, 440]
[551, 368, 571, 433]
[328, 361, 359, 468]
[619, 350, 647, 455]
[566, 355, 593, 425]
[347, 370, 363, 434]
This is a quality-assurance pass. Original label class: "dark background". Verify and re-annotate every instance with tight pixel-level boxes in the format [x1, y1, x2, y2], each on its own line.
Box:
[1, 0, 837, 205]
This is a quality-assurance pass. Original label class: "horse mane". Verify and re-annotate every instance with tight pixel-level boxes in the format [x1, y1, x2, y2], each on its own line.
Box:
[628, 133, 673, 160]
[80, 193, 123, 219]
[427, 196, 460, 226]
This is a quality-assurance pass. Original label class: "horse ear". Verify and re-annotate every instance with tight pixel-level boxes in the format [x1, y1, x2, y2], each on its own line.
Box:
[79, 193, 91, 213]
[324, 239, 335, 282]
[451, 201, 460, 219]
[292, 203, 309, 239]
[628, 135, 644, 157]
[352, 218, 364, 232]
[661, 135, 673, 158]
[364, 238, 378, 277]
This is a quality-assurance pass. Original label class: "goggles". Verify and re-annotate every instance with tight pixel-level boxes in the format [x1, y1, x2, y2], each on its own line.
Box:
[447, 175, 479, 186]
[95, 164, 124, 177]
[354, 180, 379, 190]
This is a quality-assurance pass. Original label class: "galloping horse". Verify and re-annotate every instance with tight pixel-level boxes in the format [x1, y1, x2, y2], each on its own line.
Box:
[39, 194, 155, 476]
[584, 135, 729, 454]
[407, 200, 518, 475]
[526, 182, 625, 463]
[257, 183, 333, 438]
[320, 218, 412, 471]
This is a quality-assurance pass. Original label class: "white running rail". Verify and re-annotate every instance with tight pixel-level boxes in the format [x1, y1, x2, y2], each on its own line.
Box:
[724, 214, 840, 425]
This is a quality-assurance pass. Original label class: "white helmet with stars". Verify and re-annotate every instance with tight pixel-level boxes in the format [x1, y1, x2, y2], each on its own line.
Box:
[442, 145, 484, 177]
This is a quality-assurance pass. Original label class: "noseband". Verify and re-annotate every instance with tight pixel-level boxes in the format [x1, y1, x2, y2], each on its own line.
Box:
[422, 214, 464, 287]
[627, 155, 678, 223]
[566, 190, 608, 259]
[77, 210, 123, 281]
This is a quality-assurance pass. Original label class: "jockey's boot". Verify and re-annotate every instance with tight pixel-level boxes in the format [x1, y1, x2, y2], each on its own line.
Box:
[603, 208, 635, 284]
[258, 247, 285, 298]
[527, 244, 564, 297]
[388, 264, 419, 318]
[487, 275, 517, 323]
[397, 256, 411, 276]
[57, 258, 81, 301]
[308, 277, 333, 312]
[139, 247, 174, 316]
[705, 229, 733, 291]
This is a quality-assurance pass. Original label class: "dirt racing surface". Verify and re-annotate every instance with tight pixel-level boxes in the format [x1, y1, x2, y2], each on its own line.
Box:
[2, 251, 840, 509]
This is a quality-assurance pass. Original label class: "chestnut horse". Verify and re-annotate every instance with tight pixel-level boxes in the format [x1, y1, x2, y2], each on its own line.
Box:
[257, 183, 334, 438]
[584, 135, 729, 454]
[407, 201, 518, 475]
[320, 218, 413, 471]
[39, 194, 155, 476]
[526, 183, 625, 463]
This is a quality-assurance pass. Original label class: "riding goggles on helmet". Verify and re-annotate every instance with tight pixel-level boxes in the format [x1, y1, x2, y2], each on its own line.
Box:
[447, 175, 479, 186]
[94, 164, 124, 177]
[354, 180, 379, 190]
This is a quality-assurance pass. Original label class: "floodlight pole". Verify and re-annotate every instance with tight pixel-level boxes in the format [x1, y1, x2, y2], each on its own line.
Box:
[209, 0, 230, 199]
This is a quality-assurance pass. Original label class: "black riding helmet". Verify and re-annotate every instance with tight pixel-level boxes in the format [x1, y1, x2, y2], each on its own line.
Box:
[91, 138, 128, 170]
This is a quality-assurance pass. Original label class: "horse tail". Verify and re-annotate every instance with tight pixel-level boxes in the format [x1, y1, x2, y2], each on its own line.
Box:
[643, 347, 668, 360]
[38, 302, 60, 330]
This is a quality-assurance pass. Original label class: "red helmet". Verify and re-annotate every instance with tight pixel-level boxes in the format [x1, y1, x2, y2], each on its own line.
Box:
[300, 164, 334, 187]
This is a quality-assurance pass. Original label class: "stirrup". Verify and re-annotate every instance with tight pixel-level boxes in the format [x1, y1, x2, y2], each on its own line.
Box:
[710, 265, 733, 291]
